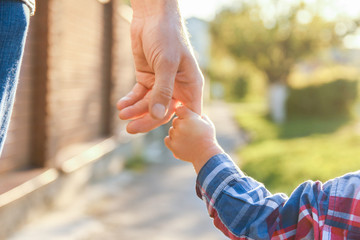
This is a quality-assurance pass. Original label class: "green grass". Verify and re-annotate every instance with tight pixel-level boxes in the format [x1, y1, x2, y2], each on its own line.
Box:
[233, 102, 360, 195]
[124, 154, 148, 172]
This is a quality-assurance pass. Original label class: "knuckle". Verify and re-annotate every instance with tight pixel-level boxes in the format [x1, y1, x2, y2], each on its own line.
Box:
[154, 53, 179, 72]
[160, 54, 178, 66]
[154, 85, 173, 100]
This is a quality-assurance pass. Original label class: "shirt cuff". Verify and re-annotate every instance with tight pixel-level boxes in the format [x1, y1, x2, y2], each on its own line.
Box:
[21, 0, 36, 16]
[195, 153, 245, 202]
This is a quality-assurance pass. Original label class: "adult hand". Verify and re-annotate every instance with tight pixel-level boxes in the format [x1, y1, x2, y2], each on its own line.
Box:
[117, 0, 204, 134]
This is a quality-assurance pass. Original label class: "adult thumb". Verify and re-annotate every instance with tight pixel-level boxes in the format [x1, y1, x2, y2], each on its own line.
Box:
[150, 64, 177, 119]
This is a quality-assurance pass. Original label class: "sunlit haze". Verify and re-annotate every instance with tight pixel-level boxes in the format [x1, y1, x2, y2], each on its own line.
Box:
[179, 0, 234, 20]
[179, 0, 360, 48]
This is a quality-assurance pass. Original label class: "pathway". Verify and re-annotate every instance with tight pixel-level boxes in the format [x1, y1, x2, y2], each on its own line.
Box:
[10, 101, 246, 240]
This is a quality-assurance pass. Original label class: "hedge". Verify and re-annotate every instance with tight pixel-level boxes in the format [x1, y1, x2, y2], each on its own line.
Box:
[287, 79, 358, 117]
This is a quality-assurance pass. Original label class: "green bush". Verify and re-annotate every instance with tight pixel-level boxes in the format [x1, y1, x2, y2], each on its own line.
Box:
[235, 77, 248, 99]
[233, 103, 360, 194]
[124, 154, 147, 172]
[227, 76, 249, 100]
[221, 76, 249, 101]
[287, 79, 358, 117]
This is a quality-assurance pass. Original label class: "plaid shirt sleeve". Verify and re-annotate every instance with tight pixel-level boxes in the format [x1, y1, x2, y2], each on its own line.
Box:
[195, 153, 360, 239]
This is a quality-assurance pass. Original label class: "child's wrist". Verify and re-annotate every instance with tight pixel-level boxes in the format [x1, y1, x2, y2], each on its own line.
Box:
[193, 145, 224, 174]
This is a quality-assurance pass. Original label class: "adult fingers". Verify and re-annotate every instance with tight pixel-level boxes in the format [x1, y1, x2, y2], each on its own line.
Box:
[126, 111, 173, 133]
[149, 59, 178, 119]
[118, 97, 148, 120]
[175, 105, 197, 119]
[183, 84, 203, 115]
[126, 99, 178, 134]
[202, 114, 216, 128]
[202, 114, 212, 123]
[177, 59, 204, 115]
[117, 83, 148, 111]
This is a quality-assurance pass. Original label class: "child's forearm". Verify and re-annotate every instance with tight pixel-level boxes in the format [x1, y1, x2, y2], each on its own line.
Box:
[196, 153, 360, 239]
[193, 145, 224, 174]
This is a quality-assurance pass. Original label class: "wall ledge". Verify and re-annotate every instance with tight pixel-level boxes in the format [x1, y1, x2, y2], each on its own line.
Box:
[0, 136, 129, 239]
[0, 168, 58, 208]
[57, 138, 118, 174]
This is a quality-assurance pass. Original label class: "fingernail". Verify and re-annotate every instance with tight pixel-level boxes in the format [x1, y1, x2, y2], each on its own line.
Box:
[120, 96, 129, 102]
[152, 104, 166, 119]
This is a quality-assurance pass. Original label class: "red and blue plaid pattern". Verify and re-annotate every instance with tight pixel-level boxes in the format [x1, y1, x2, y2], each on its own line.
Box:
[196, 154, 360, 239]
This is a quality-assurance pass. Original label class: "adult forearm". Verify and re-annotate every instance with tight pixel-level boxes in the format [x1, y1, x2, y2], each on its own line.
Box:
[131, 0, 181, 18]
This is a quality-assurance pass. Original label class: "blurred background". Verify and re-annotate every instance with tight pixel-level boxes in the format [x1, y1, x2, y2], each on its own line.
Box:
[183, 0, 360, 194]
[1, 0, 360, 239]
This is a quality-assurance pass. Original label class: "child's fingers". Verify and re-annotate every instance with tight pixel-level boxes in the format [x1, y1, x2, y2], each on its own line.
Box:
[168, 126, 175, 138]
[172, 117, 180, 129]
[164, 136, 179, 159]
[164, 136, 172, 150]
[175, 105, 197, 119]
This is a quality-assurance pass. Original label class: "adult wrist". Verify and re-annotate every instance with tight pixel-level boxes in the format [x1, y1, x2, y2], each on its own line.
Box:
[131, 0, 180, 18]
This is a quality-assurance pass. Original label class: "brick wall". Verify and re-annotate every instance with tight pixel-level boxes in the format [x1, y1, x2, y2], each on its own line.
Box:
[46, 0, 108, 166]
[111, 0, 135, 135]
[0, 0, 135, 172]
[0, 1, 138, 236]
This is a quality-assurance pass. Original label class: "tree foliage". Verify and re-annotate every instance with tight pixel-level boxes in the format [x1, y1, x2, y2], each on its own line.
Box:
[210, 1, 343, 84]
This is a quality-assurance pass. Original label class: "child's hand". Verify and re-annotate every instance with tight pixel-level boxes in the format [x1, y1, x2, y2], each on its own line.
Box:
[164, 106, 224, 173]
